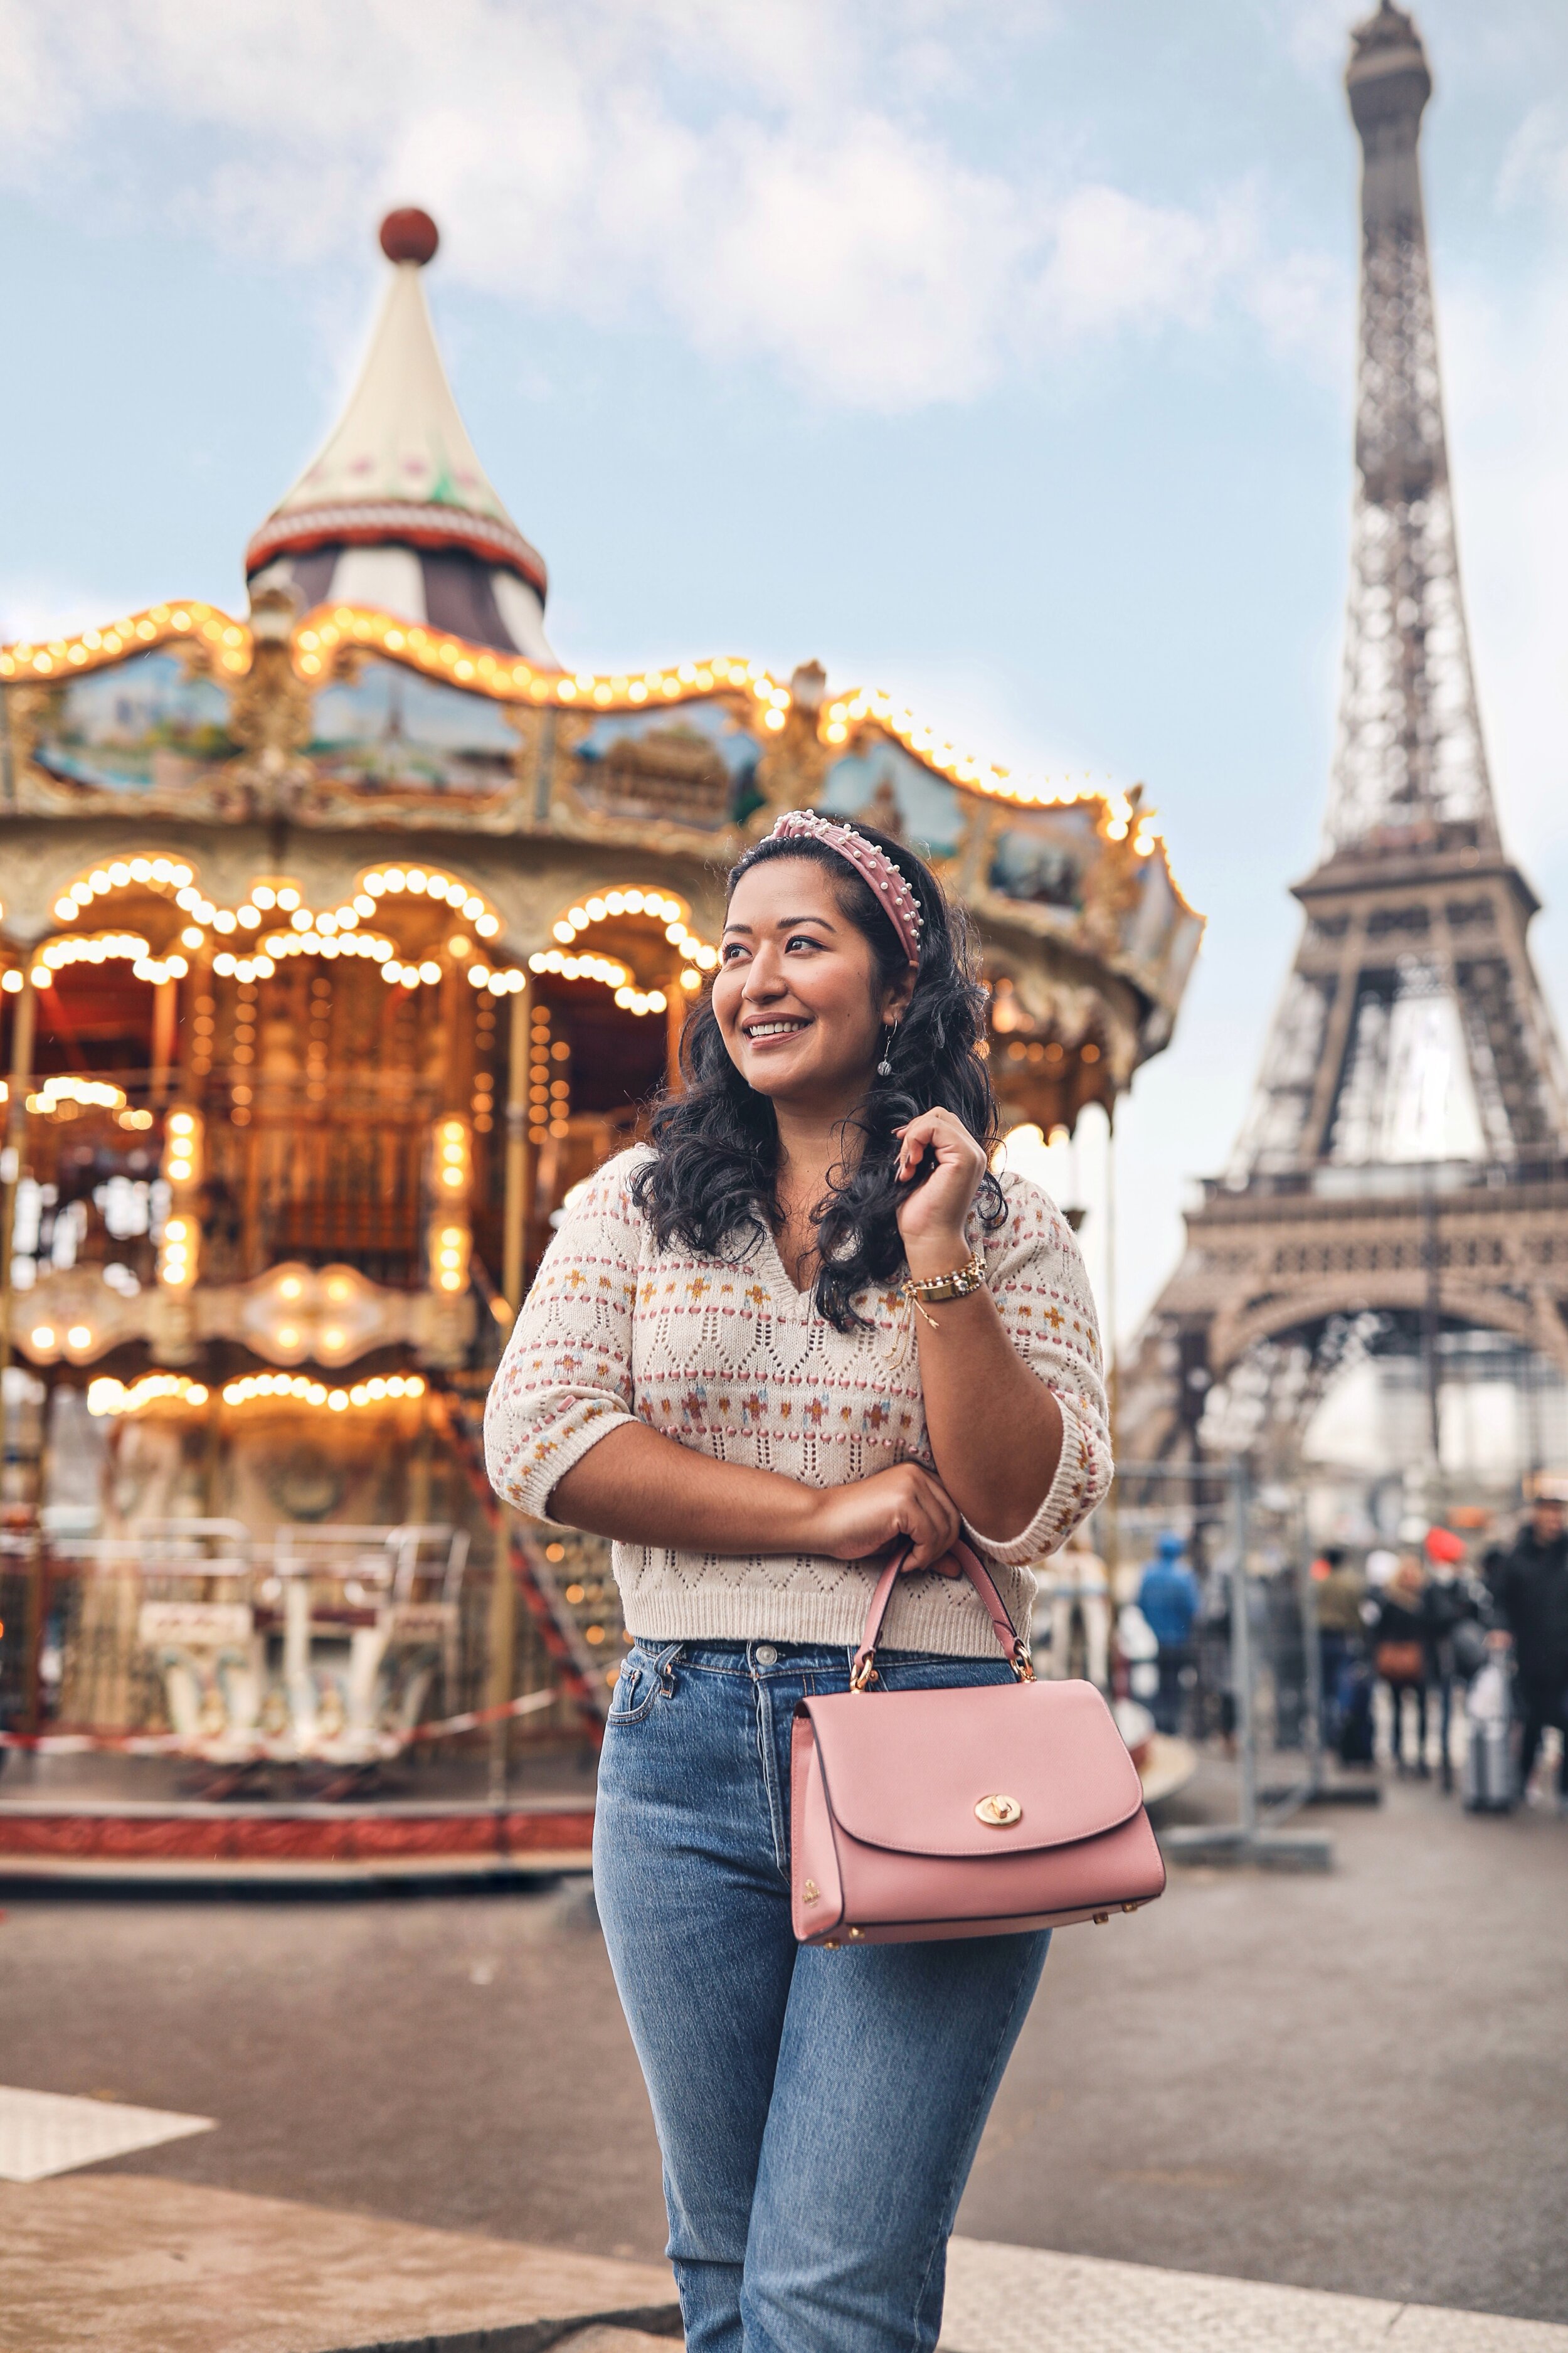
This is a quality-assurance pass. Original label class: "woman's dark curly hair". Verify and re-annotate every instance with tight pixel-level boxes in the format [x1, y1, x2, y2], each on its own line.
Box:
[630, 820, 1005, 1331]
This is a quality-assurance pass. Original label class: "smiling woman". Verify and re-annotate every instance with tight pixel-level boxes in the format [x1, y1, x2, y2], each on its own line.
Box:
[484, 807, 1111, 2353]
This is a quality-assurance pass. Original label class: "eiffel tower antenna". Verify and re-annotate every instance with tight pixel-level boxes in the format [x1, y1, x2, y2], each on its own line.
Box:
[1330, 1, 1491, 854]
[1129, 3, 1568, 1472]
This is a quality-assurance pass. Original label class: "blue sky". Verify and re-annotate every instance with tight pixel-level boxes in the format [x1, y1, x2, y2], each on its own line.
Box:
[3, 0, 1567, 1336]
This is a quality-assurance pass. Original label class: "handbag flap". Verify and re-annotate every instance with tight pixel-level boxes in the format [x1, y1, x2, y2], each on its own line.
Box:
[800, 1678, 1145, 1859]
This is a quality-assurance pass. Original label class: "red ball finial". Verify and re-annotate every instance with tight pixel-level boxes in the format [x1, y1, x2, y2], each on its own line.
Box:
[379, 208, 439, 266]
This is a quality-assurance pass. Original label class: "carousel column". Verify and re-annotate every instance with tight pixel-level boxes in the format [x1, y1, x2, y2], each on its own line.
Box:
[490, 980, 531, 1801]
[0, 975, 41, 1728]
[665, 976, 685, 1095]
[0, 972, 38, 1409]
[150, 975, 179, 1109]
[501, 979, 531, 1324]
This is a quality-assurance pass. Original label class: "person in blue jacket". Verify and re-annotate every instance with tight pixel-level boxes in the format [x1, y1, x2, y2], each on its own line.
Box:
[1138, 1531, 1201, 1734]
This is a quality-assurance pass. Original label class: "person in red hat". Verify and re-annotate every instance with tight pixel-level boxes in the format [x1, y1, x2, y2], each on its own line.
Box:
[1422, 1526, 1482, 1793]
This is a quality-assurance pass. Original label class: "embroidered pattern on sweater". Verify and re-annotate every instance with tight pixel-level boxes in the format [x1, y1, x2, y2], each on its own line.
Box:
[484, 1147, 1111, 1652]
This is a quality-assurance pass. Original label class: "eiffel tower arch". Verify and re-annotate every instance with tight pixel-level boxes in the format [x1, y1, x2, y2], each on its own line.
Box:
[1131, 2, 1568, 1477]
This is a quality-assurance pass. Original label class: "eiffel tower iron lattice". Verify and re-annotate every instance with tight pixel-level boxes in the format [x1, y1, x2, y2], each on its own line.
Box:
[1131, 2, 1568, 1469]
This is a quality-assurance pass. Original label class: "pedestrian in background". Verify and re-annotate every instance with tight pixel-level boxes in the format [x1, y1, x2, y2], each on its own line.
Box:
[487, 812, 1110, 2353]
[1421, 1527, 1481, 1795]
[1310, 1547, 1366, 1760]
[1374, 1554, 1431, 1776]
[1496, 1491, 1568, 1811]
[1136, 1531, 1200, 1734]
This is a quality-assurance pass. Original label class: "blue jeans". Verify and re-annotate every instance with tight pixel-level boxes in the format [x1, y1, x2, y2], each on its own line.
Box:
[593, 1637, 1051, 2353]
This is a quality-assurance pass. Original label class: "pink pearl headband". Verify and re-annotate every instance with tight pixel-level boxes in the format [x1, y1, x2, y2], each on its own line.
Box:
[763, 809, 923, 967]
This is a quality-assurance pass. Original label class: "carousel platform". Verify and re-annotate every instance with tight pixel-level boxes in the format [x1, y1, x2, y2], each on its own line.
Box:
[0, 1753, 596, 1888]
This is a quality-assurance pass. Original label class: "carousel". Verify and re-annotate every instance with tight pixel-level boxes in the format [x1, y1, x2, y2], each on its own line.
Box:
[0, 208, 1201, 1878]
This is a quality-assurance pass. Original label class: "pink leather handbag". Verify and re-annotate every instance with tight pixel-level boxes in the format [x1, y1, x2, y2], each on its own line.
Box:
[790, 1541, 1166, 1947]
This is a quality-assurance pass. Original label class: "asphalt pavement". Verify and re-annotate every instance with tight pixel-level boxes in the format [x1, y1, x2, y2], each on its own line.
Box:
[3, 1764, 1564, 2325]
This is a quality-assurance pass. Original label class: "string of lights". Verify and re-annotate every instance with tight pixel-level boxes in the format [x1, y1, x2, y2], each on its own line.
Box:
[0, 600, 1175, 863]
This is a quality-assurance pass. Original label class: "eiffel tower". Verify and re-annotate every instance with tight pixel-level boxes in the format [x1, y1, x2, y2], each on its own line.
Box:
[1135, 1, 1568, 1469]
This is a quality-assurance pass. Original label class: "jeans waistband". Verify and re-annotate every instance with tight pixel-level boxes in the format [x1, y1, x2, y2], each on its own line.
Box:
[627, 1636, 950, 1677]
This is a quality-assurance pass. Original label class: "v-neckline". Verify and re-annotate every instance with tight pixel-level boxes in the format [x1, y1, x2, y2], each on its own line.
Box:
[757, 1222, 815, 1309]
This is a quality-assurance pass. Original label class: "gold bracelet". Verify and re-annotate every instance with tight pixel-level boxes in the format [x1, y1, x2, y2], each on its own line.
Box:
[902, 1251, 987, 1328]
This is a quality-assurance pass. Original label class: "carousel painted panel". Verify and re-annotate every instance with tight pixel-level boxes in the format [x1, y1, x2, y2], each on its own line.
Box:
[1121, 850, 1204, 1009]
[983, 804, 1101, 920]
[564, 698, 762, 832]
[9, 650, 239, 819]
[297, 654, 529, 820]
[817, 740, 965, 866]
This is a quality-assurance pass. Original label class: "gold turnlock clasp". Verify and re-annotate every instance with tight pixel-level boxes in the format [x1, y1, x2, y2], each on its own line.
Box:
[802, 1880, 820, 1905]
[974, 1793, 1023, 1828]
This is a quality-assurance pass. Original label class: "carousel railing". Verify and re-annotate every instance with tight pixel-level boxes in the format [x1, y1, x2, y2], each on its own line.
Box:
[8, 1519, 488, 1762]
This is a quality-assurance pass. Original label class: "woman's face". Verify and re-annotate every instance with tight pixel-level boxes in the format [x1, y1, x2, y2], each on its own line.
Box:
[713, 856, 909, 1115]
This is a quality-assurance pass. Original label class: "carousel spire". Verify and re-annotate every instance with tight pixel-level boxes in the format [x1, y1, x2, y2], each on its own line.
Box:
[245, 208, 557, 665]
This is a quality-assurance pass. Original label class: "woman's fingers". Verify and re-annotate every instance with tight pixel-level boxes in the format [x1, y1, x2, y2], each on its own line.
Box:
[898, 1469, 963, 1572]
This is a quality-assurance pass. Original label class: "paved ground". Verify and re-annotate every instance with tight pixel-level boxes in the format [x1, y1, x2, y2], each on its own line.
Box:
[4, 2175, 1565, 2353]
[1, 1763, 1564, 2325]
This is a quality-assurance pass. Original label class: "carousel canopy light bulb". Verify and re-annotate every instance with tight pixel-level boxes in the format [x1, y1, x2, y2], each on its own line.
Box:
[181, 927, 204, 949]
[129, 859, 152, 883]
[407, 869, 428, 892]
[419, 960, 440, 985]
[354, 894, 375, 917]
[462, 896, 483, 920]
[253, 884, 276, 908]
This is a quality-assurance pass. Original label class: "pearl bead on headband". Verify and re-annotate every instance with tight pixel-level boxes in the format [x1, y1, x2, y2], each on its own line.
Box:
[762, 809, 923, 967]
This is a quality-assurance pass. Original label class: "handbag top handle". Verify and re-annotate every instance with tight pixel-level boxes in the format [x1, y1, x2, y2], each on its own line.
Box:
[850, 1540, 1035, 1691]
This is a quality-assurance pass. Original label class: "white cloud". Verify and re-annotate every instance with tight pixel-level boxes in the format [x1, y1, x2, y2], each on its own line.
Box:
[0, 0, 1332, 410]
[1497, 101, 1568, 213]
[1444, 267, 1568, 875]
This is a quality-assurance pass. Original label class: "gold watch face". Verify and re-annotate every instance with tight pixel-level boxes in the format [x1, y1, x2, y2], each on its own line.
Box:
[974, 1793, 1023, 1827]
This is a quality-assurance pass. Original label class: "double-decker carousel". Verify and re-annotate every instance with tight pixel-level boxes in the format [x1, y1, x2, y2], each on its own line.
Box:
[0, 209, 1201, 1880]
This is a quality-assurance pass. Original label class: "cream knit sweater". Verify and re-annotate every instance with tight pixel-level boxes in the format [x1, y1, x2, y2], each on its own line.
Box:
[484, 1148, 1111, 1657]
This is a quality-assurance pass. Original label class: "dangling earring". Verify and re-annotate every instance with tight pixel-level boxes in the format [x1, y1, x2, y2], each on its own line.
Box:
[877, 1024, 895, 1078]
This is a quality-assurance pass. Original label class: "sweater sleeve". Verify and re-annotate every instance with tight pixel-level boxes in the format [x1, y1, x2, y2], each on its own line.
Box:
[484, 1152, 644, 1521]
[959, 1173, 1113, 1570]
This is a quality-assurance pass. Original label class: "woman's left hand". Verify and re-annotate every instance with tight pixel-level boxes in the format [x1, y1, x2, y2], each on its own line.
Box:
[894, 1108, 987, 1275]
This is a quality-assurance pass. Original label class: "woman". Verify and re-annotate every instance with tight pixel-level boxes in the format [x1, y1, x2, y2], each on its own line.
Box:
[486, 810, 1110, 2353]
[1374, 1554, 1431, 1777]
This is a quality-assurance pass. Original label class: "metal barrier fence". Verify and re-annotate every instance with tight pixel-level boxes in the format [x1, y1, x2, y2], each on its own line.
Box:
[1108, 1460, 1333, 1867]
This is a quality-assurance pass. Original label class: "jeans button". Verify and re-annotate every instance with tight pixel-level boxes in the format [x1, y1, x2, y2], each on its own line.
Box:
[755, 1644, 778, 1667]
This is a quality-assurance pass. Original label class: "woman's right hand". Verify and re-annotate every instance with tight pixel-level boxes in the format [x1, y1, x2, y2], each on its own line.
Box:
[800, 1463, 962, 1576]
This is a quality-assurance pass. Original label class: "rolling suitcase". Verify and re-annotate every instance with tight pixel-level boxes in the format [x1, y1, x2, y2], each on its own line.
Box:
[1462, 1657, 1515, 1813]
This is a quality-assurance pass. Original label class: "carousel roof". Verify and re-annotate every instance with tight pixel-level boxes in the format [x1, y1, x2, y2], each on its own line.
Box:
[245, 208, 557, 667]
